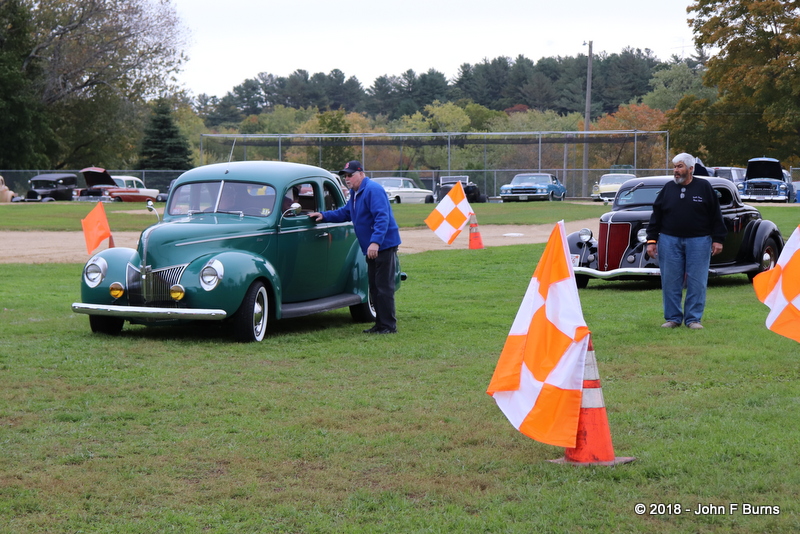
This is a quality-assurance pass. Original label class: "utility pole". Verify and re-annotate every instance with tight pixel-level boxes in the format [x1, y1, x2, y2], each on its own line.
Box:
[582, 40, 593, 198]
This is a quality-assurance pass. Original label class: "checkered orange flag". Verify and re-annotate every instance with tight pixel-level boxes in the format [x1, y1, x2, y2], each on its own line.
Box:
[753, 225, 800, 343]
[487, 221, 590, 447]
[424, 181, 473, 244]
[81, 202, 114, 255]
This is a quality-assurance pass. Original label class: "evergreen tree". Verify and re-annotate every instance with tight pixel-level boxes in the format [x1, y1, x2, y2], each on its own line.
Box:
[138, 99, 192, 170]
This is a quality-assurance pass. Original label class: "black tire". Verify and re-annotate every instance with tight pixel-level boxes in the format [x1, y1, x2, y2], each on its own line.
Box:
[479, 194, 488, 203]
[394, 196, 401, 204]
[559, 191, 566, 201]
[350, 292, 376, 322]
[748, 237, 779, 281]
[89, 315, 124, 335]
[548, 191, 555, 201]
[575, 275, 589, 289]
[425, 195, 434, 203]
[232, 281, 269, 342]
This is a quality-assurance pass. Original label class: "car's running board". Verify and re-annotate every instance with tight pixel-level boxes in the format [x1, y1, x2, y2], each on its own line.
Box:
[281, 294, 364, 319]
[708, 263, 760, 276]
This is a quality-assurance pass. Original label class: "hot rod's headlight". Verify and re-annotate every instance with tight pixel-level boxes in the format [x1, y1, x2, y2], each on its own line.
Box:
[200, 259, 224, 291]
[637, 228, 648, 243]
[83, 256, 108, 288]
[579, 228, 593, 242]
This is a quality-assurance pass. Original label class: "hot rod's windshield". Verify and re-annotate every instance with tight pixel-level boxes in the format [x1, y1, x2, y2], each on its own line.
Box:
[614, 184, 663, 209]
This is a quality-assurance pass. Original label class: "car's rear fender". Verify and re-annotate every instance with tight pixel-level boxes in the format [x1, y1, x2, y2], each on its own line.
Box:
[740, 219, 784, 262]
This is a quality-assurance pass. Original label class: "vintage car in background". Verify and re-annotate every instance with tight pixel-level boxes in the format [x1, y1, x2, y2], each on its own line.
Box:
[0, 175, 19, 202]
[501, 173, 567, 202]
[72, 161, 404, 342]
[738, 157, 795, 203]
[73, 167, 160, 202]
[23, 173, 78, 201]
[591, 173, 635, 202]
[156, 178, 177, 202]
[434, 175, 487, 203]
[710, 166, 746, 185]
[568, 176, 784, 288]
[372, 177, 434, 204]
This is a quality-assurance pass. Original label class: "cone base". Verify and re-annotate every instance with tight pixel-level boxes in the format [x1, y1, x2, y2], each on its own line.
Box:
[548, 456, 636, 466]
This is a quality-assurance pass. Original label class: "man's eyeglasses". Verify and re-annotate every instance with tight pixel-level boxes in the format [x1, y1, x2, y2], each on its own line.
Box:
[343, 172, 356, 178]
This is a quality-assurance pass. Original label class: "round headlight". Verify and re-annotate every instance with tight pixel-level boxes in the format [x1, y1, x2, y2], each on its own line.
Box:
[637, 228, 648, 243]
[579, 228, 593, 242]
[109, 282, 125, 299]
[779, 184, 787, 191]
[737, 183, 744, 190]
[200, 259, 224, 291]
[84, 256, 108, 288]
[170, 284, 185, 301]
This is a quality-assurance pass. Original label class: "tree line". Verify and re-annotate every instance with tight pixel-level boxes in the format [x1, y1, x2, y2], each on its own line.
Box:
[1, 0, 798, 173]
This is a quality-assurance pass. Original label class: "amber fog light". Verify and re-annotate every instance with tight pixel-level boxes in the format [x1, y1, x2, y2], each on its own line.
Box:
[109, 282, 125, 299]
[170, 284, 186, 301]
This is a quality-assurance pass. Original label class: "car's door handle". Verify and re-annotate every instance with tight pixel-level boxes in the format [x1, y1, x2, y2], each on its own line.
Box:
[316, 232, 329, 238]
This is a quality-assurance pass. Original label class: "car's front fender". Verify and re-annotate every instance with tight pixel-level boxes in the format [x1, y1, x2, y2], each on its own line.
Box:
[566, 231, 599, 270]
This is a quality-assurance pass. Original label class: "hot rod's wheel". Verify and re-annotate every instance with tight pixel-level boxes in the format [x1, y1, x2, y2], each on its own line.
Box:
[233, 281, 268, 342]
[575, 274, 589, 289]
[748, 237, 779, 281]
[89, 315, 124, 335]
[350, 291, 376, 322]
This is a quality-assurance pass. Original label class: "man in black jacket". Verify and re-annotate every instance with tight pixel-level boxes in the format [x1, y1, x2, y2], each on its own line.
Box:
[645, 153, 727, 330]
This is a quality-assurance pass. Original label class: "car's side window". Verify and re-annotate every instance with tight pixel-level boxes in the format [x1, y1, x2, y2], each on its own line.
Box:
[715, 187, 733, 208]
[323, 181, 343, 211]
[293, 182, 317, 213]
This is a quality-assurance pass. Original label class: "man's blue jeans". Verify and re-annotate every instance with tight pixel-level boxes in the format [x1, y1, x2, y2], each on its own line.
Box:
[657, 234, 712, 325]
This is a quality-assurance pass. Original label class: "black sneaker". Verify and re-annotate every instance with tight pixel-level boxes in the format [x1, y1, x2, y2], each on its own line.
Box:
[362, 325, 380, 333]
[374, 328, 397, 334]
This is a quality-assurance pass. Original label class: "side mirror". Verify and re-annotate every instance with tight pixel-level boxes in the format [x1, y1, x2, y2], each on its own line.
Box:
[279, 202, 302, 227]
[146, 199, 161, 223]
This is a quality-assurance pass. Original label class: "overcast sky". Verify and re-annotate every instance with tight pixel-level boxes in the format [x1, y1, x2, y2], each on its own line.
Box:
[170, 0, 697, 98]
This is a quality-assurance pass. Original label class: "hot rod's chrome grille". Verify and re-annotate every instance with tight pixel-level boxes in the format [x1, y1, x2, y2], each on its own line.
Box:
[127, 264, 188, 307]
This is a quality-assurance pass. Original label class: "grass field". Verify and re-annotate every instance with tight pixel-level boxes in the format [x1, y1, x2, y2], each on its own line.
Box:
[0, 203, 799, 532]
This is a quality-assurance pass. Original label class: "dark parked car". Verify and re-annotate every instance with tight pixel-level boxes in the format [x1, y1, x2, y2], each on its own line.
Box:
[24, 173, 77, 201]
[738, 157, 795, 203]
[501, 173, 567, 201]
[72, 161, 404, 342]
[434, 176, 487, 203]
[156, 178, 176, 202]
[568, 176, 783, 288]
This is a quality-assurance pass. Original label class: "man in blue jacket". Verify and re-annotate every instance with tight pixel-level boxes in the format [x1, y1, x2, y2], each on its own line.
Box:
[309, 161, 401, 334]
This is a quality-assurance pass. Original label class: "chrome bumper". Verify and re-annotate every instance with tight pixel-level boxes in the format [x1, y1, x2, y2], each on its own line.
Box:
[72, 302, 228, 320]
[740, 194, 788, 202]
[573, 266, 661, 279]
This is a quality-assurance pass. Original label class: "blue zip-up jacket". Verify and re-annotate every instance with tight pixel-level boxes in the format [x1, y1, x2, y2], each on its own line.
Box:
[320, 176, 401, 254]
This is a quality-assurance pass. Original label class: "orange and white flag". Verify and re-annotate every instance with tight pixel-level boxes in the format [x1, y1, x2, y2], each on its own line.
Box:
[487, 221, 591, 448]
[753, 225, 800, 343]
[81, 202, 113, 255]
[424, 181, 473, 244]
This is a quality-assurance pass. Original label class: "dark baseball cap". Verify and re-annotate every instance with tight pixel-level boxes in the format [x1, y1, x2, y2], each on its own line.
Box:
[340, 161, 364, 174]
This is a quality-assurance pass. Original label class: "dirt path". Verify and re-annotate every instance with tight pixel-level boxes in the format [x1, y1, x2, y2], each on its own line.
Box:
[0, 219, 598, 264]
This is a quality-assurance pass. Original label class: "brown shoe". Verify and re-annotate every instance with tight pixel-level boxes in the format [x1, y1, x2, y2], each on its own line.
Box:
[661, 321, 680, 328]
[687, 322, 704, 330]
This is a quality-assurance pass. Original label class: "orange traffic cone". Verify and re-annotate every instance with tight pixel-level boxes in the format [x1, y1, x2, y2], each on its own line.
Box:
[550, 336, 635, 466]
[468, 214, 484, 250]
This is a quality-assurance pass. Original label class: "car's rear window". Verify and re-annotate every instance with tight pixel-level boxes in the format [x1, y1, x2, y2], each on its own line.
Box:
[168, 181, 277, 217]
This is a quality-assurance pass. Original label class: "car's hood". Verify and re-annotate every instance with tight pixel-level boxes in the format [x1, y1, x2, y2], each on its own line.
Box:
[745, 159, 784, 181]
[138, 217, 272, 267]
[80, 167, 116, 187]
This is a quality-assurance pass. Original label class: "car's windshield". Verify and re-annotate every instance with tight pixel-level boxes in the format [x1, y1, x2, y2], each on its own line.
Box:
[168, 181, 277, 217]
[614, 184, 663, 208]
[31, 180, 58, 189]
[512, 174, 550, 185]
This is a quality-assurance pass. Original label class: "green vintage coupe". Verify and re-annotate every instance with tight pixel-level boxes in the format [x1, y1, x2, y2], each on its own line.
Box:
[72, 161, 402, 341]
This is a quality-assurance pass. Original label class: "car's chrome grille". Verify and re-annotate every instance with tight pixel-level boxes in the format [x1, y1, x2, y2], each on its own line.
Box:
[747, 184, 777, 194]
[511, 187, 543, 194]
[127, 264, 188, 307]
